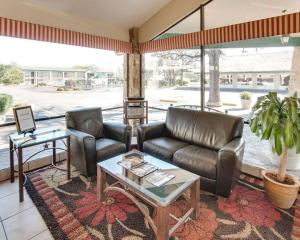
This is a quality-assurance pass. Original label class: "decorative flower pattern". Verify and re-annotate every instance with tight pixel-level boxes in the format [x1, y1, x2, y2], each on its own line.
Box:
[29, 167, 295, 240]
[217, 185, 281, 227]
[74, 190, 138, 226]
[169, 201, 218, 240]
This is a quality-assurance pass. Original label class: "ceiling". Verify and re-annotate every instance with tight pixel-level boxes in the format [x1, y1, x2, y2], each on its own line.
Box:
[21, 0, 173, 28]
[167, 0, 300, 34]
[1, 0, 299, 42]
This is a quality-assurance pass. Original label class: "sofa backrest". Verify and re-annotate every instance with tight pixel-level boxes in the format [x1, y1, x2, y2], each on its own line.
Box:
[166, 107, 243, 150]
[66, 107, 104, 139]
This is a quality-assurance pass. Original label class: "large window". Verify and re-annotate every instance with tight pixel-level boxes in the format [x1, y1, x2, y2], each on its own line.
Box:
[0, 36, 125, 124]
[205, 43, 295, 118]
[143, 48, 201, 109]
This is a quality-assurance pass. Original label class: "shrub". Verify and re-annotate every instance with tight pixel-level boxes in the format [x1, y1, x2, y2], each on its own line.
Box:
[0, 65, 23, 85]
[57, 87, 65, 91]
[175, 79, 190, 86]
[0, 94, 13, 114]
[182, 79, 190, 86]
[158, 80, 168, 87]
[73, 87, 81, 91]
[240, 91, 251, 100]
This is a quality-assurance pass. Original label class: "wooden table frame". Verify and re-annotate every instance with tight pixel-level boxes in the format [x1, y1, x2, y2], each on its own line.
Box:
[97, 165, 200, 240]
[9, 136, 71, 202]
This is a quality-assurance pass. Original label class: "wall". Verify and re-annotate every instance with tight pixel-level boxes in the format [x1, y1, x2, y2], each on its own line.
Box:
[139, 0, 207, 42]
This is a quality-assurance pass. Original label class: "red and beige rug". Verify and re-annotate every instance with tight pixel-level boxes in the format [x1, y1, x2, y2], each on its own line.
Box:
[25, 167, 300, 240]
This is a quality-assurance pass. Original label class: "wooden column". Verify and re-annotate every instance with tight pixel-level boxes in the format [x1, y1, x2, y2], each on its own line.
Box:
[125, 27, 143, 98]
[124, 28, 144, 137]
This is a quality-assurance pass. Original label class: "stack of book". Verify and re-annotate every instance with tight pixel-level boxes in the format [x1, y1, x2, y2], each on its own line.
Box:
[118, 151, 175, 187]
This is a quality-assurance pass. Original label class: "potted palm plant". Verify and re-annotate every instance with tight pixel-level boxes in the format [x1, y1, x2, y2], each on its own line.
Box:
[249, 92, 300, 209]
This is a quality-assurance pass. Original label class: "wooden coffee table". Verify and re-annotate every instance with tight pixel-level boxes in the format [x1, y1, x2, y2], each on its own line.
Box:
[96, 152, 200, 240]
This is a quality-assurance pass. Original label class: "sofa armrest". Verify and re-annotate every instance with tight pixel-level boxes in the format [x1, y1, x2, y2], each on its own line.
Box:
[67, 128, 96, 176]
[103, 122, 132, 151]
[137, 122, 166, 151]
[216, 137, 245, 197]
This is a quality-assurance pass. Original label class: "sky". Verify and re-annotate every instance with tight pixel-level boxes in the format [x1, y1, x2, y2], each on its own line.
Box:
[0, 36, 124, 70]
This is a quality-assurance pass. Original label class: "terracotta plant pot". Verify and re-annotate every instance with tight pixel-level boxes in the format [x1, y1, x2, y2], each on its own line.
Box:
[262, 169, 300, 209]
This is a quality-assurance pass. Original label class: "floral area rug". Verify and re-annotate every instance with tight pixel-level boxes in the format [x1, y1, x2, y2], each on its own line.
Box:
[25, 166, 300, 240]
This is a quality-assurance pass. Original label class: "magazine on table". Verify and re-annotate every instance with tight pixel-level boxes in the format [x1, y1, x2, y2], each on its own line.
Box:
[145, 170, 175, 187]
[118, 150, 145, 169]
[130, 163, 158, 178]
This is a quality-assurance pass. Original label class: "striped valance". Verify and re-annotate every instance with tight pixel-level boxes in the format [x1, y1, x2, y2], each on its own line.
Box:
[140, 12, 300, 53]
[0, 17, 132, 53]
[1, 12, 300, 54]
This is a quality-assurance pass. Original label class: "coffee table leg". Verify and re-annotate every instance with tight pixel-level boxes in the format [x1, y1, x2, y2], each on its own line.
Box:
[191, 178, 200, 219]
[97, 165, 106, 201]
[156, 205, 169, 240]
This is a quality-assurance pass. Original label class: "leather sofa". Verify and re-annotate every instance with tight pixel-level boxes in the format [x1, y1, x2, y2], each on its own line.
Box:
[137, 107, 245, 197]
[66, 107, 131, 177]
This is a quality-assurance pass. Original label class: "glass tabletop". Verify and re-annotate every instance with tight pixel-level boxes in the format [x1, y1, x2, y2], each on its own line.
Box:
[9, 127, 70, 148]
[98, 152, 200, 207]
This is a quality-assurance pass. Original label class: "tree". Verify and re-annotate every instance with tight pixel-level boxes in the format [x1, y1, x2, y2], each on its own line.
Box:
[159, 69, 176, 87]
[154, 49, 200, 65]
[207, 49, 222, 107]
[0, 64, 23, 85]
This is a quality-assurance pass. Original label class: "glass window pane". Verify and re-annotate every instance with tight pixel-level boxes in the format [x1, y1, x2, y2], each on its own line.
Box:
[204, 36, 297, 118]
[0, 36, 125, 124]
[143, 48, 201, 117]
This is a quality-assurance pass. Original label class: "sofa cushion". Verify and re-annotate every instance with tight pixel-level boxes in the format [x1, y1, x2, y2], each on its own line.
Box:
[192, 111, 243, 150]
[96, 138, 126, 161]
[173, 145, 218, 179]
[66, 108, 104, 139]
[166, 107, 243, 150]
[165, 107, 196, 143]
[143, 137, 188, 161]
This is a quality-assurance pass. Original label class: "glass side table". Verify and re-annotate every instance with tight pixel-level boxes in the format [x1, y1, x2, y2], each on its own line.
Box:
[9, 127, 71, 202]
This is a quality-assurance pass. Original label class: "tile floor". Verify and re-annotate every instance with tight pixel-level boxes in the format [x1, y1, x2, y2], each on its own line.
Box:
[0, 179, 53, 240]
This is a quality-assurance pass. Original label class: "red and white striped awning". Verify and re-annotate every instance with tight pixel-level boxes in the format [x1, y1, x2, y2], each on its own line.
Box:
[140, 12, 300, 53]
[1, 12, 299, 54]
[0, 17, 132, 53]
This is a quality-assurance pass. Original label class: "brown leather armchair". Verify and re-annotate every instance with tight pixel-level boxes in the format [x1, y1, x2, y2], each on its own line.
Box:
[66, 107, 131, 177]
[137, 107, 245, 197]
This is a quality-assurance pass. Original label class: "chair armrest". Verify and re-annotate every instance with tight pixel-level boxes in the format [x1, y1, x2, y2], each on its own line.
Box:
[103, 122, 132, 151]
[216, 138, 245, 197]
[66, 128, 96, 177]
[137, 122, 166, 151]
